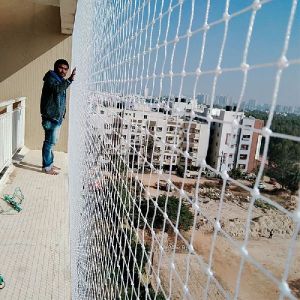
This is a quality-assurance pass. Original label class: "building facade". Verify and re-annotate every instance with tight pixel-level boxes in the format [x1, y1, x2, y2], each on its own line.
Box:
[208, 109, 244, 172]
[236, 117, 264, 173]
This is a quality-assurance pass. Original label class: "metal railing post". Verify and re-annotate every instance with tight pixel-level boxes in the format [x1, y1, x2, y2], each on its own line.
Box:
[0, 98, 26, 173]
[19, 97, 26, 149]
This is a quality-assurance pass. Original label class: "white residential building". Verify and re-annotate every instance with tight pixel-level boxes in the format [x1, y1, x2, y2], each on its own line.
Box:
[207, 108, 244, 172]
[236, 117, 264, 172]
[92, 102, 209, 170]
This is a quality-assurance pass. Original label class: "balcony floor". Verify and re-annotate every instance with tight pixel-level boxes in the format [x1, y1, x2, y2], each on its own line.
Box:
[0, 149, 70, 300]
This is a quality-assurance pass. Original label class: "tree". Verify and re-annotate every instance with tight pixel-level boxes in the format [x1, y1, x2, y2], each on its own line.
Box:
[266, 139, 300, 193]
[112, 228, 165, 299]
[137, 195, 194, 232]
[146, 134, 154, 161]
[267, 161, 300, 193]
[228, 168, 243, 180]
[176, 165, 185, 177]
[246, 112, 300, 193]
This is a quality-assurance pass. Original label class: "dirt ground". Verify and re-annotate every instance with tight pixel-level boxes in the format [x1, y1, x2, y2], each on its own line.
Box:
[136, 172, 300, 299]
[150, 233, 300, 299]
[192, 233, 300, 299]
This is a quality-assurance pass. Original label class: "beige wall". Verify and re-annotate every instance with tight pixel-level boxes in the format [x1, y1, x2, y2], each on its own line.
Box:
[0, 37, 72, 152]
[0, 0, 73, 152]
[0, 0, 68, 82]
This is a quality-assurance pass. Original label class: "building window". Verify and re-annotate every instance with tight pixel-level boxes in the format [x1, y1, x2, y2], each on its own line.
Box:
[242, 135, 251, 141]
[238, 164, 246, 169]
[239, 154, 247, 160]
[225, 133, 231, 145]
[241, 144, 249, 150]
[144, 115, 148, 119]
[157, 127, 162, 132]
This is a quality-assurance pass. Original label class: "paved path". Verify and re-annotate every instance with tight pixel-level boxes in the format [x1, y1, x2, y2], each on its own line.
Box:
[0, 149, 70, 300]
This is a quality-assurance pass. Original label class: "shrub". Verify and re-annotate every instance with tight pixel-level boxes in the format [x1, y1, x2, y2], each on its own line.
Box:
[176, 165, 185, 177]
[137, 195, 194, 232]
[228, 168, 243, 180]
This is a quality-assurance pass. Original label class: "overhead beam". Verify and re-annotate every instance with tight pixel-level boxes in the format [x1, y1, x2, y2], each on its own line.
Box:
[59, 0, 77, 35]
[32, 0, 60, 7]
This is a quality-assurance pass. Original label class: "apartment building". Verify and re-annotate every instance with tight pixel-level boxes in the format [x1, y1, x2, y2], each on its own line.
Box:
[94, 102, 209, 170]
[236, 117, 264, 173]
[205, 107, 264, 173]
[92, 98, 262, 174]
[178, 121, 210, 168]
[208, 108, 244, 172]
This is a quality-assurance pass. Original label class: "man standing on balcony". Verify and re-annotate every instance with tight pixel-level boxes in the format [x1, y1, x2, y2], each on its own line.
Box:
[40, 59, 76, 175]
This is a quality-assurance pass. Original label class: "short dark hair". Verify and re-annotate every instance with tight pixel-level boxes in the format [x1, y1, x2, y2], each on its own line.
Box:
[54, 59, 69, 71]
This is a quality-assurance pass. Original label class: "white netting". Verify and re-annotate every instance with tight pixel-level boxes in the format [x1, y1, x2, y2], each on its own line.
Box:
[69, 0, 300, 299]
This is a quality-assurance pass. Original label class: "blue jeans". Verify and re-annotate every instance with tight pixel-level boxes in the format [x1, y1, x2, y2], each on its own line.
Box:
[42, 119, 61, 171]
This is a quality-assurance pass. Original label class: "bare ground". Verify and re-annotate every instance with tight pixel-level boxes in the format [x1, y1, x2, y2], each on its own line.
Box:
[150, 233, 300, 299]
[137, 173, 300, 299]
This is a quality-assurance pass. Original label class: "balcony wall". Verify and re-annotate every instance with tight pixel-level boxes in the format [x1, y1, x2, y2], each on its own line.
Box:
[0, 1, 72, 151]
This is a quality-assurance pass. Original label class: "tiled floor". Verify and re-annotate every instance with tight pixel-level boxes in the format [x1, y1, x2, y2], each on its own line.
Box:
[0, 149, 70, 300]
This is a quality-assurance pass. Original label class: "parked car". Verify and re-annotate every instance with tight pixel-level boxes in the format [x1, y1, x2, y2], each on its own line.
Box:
[186, 170, 199, 179]
[245, 173, 256, 180]
[205, 170, 217, 178]
[252, 182, 266, 189]
[258, 182, 266, 189]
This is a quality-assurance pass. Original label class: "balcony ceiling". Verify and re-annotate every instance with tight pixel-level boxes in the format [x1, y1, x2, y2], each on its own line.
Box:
[33, 0, 77, 34]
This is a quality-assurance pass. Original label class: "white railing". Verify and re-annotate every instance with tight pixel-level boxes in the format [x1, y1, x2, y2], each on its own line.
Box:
[0, 97, 26, 173]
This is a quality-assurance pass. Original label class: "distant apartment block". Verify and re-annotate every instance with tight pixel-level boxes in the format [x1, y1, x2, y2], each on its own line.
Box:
[215, 95, 228, 107]
[207, 108, 244, 172]
[196, 94, 209, 105]
[236, 117, 264, 173]
[205, 107, 264, 173]
[92, 96, 263, 174]
[95, 103, 209, 170]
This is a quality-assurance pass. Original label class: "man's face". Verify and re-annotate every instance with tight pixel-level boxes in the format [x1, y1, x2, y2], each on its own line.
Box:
[56, 64, 69, 78]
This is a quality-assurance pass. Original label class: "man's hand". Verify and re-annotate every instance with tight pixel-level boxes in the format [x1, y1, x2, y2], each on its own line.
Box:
[69, 67, 76, 81]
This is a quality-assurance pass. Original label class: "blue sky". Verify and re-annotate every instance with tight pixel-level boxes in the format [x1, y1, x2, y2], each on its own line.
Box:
[92, 0, 299, 106]
[129, 0, 300, 106]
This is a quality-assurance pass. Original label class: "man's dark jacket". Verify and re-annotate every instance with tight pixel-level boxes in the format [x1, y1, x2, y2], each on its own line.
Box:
[40, 70, 71, 123]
